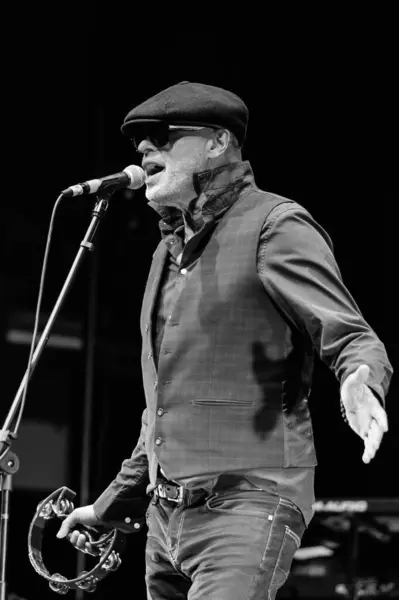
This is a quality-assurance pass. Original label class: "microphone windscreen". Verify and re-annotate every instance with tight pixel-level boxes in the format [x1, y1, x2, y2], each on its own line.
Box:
[123, 165, 145, 190]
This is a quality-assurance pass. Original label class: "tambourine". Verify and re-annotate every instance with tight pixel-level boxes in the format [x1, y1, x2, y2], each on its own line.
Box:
[28, 486, 127, 595]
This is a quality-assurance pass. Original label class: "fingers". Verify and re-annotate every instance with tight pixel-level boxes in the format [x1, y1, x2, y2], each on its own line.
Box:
[345, 364, 370, 393]
[371, 402, 389, 433]
[354, 364, 370, 384]
[362, 420, 384, 464]
[67, 530, 96, 555]
[69, 530, 88, 549]
[57, 513, 77, 539]
[56, 505, 99, 539]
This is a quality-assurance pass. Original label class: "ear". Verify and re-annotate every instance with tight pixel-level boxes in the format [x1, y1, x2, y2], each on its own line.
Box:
[206, 129, 230, 158]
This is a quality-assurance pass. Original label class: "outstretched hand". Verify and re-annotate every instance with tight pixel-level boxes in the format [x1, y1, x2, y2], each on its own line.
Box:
[340, 365, 388, 464]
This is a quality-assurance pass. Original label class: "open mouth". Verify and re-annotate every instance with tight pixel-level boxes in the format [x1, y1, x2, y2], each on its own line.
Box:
[145, 164, 165, 178]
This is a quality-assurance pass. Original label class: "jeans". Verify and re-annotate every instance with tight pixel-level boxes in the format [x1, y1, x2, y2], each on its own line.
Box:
[145, 478, 306, 599]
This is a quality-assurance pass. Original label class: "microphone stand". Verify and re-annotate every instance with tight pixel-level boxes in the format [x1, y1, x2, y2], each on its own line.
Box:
[0, 192, 111, 600]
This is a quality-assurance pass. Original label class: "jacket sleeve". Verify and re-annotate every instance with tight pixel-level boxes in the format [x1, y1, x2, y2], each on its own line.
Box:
[92, 408, 150, 532]
[257, 203, 393, 404]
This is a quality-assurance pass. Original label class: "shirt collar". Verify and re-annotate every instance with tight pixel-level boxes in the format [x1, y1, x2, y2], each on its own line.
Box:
[149, 160, 255, 238]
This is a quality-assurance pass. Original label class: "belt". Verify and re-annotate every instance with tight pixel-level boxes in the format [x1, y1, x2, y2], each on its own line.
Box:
[153, 474, 263, 507]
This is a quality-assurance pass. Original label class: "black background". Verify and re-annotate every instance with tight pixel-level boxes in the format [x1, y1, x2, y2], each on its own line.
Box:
[1, 7, 398, 600]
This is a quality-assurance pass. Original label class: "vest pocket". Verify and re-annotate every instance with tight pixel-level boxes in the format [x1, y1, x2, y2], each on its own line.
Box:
[191, 398, 253, 406]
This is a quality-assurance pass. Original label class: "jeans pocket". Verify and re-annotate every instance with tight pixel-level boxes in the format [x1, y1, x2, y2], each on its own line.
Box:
[285, 524, 301, 549]
[205, 491, 273, 518]
[268, 525, 301, 599]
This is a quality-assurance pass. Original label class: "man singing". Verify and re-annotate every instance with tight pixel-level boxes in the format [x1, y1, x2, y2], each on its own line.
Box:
[57, 82, 392, 600]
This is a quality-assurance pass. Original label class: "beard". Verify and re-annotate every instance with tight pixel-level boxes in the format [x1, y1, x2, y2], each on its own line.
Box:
[144, 165, 199, 209]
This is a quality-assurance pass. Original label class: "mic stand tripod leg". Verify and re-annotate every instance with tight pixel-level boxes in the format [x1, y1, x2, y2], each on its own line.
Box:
[0, 472, 12, 600]
[0, 447, 20, 600]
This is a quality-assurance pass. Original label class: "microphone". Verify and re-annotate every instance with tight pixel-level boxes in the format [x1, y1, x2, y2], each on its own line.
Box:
[61, 165, 145, 198]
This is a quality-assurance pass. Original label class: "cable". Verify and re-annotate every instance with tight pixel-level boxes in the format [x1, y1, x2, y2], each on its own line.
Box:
[11, 194, 64, 436]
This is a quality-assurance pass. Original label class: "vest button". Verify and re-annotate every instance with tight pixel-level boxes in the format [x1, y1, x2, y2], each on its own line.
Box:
[157, 408, 164, 416]
[124, 517, 131, 524]
[154, 380, 158, 390]
[180, 268, 188, 275]
[155, 437, 162, 446]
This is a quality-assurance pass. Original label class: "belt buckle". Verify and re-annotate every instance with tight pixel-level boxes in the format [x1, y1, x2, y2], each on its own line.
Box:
[160, 483, 183, 503]
[167, 484, 183, 503]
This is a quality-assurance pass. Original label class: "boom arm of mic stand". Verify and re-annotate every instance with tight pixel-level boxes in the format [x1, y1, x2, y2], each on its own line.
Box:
[0, 194, 110, 600]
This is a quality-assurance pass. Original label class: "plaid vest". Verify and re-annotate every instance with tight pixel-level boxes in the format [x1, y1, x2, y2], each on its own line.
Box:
[140, 189, 317, 480]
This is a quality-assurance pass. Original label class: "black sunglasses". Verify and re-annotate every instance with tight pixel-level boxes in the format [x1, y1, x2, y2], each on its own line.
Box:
[131, 124, 212, 151]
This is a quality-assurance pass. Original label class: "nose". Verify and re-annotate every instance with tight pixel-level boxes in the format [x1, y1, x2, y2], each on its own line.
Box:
[137, 138, 157, 154]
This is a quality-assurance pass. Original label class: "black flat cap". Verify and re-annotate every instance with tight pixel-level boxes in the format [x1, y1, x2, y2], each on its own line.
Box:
[121, 81, 249, 146]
